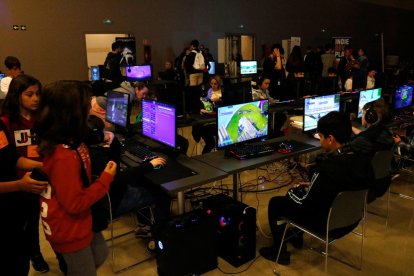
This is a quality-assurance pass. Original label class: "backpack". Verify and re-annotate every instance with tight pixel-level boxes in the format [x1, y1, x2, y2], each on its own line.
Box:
[192, 50, 205, 70]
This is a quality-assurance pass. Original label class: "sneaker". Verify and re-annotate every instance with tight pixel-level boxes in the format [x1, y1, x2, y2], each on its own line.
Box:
[31, 254, 49, 273]
[286, 228, 304, 249]
[259, 246, 291, 265]
[135, 225, 152, 238]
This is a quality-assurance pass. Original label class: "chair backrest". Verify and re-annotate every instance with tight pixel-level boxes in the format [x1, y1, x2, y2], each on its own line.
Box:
[371, 150, 393, 180]
[328, 189, 368, 231]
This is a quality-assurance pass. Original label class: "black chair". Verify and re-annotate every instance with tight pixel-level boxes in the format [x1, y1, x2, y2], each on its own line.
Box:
[274, 189, 368, 274]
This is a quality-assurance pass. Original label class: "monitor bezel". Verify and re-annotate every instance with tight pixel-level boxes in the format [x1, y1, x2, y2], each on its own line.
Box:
[141, 99, 177, 149]
[105, 90, 131, 129]
[240, 60, 258, 75]
[216, 99, 269, 149]
[393, 84, 414, 110]
[357, 88, 382, 118]
[125, 64, 152, 82]
[302, 93, 341, 133]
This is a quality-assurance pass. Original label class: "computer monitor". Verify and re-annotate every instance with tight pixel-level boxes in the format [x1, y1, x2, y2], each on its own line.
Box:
[0, 73, 5, 80]
[357, 88, 382, 118]
[126, 65, 152, 82]
[208, 61, 215, 75]
[217, 100, 269, 148]
[240, 61, 257, 75]
[303, 94, 341, 133]
[90, 66, 100, 81]
[394, 84, 413, 110]
[142, 99, 176, 148]
[105, 90, 131, 129]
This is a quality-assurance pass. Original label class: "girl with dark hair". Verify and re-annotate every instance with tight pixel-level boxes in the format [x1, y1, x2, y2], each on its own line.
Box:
[0, 74, 51, 273]
[35, 80, 117, 276]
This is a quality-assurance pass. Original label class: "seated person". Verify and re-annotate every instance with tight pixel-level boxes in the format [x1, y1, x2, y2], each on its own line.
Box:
[260, 111, 373, 265]
[251, 76, 275, 103]
[351, 99, 394, 157]
[394, 128, 414, 159]
[158, 61, 176, 81]
[86, 115, 171, 228]
[192, 75, 222, 154]
[351, 99, 394, 202]
[344, 72, 353, 92]
[365, 68, 377, 89]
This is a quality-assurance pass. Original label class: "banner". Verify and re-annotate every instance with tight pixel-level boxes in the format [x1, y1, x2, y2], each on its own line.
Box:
[333, 37, 351, 58]
[116, 37, 136, 66]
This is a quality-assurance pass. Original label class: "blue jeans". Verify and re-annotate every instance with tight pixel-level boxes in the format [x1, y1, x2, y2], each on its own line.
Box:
[114, 185, 153, 218]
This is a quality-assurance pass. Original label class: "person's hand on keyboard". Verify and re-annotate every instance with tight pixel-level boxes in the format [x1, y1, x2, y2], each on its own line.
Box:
[150, 157, 167, 169]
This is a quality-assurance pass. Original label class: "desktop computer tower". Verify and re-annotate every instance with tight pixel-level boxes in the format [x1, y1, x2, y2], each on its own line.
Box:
[153, 210, 217, 276]
[200, 194, 256, 267]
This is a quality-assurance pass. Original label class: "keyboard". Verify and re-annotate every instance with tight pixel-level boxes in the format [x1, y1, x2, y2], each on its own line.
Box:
[227, 143, 275, 160]
[123, 144, 158, 163]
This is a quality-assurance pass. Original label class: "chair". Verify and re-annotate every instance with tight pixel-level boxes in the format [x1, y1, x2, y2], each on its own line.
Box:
[367, 150, 393, 228]
[274, 189, 368, 274]
[106, 194, 155, 274]
[392, 149, 414, 200]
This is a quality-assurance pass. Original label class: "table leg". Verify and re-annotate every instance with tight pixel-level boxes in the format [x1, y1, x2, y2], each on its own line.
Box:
[177, 191, 185, 214]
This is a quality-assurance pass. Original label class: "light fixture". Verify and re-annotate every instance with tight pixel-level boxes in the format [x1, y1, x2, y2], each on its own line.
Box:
[103, 18, 113, 25]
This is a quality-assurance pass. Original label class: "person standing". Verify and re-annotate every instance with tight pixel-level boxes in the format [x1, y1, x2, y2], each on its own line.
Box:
[103, 41, 123, 85]
[0, 74, 51, 273]
[263, 44, 286, 100]
[35, 80, 117, 276]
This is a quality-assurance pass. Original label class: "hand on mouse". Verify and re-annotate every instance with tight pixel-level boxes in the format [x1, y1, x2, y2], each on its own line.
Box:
[150, 157, 167, 168]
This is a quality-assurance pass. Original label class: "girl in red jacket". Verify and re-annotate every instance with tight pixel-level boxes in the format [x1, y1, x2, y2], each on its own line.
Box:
[35, 80, 117, 276]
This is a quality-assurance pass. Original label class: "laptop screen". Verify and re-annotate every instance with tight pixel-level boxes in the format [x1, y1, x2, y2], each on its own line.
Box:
[303, 94, 341, 133]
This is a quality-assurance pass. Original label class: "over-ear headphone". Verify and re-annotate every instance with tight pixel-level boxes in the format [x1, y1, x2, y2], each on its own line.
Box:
[364, 102, 378, 124]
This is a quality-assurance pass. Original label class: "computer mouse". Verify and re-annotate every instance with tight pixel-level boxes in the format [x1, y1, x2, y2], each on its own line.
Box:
[277, 142, 293, 154]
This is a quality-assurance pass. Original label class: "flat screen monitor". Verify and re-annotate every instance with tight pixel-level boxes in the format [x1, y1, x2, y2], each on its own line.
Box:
[217, 100, 269, 148]
[142, 99, 176, 148]
[105, 90, 130, 128]
[90, 66, 100, 81]
[394, 84, 413, 110]
[0, 73, 5, 80]
[303, 94, 341, 133]
[240, 61, 257, 75]
[126, 65, 152, 82]
[208, 61, 215, 75]
[357, 88, 382, 118]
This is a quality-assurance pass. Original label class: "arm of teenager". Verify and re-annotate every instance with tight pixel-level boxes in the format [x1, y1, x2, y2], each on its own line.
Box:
[0, 172, 48, 194]
[16, 156, 43, 171]
[50, 151, 116, 215]
[117, 157, 166, 186]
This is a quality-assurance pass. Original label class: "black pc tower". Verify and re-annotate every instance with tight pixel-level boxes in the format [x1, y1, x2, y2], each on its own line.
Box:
[200, 194, 256, 267]
[153, 210, 217, 276]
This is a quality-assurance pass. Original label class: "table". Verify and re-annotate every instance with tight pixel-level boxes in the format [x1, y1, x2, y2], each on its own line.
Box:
[193, 133, 321, 200]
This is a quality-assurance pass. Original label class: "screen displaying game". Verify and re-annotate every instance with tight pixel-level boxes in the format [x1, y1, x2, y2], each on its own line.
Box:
[142, 99, 176, 148]
[105, 91, 130, 128]
[358, 88, 382, 118]
[240, 61, 257, 75]
[126, 65, 152, 82]
[217, 100, 269, 148]
[303, 94, 341, 133]
[394, 84, 413, 109]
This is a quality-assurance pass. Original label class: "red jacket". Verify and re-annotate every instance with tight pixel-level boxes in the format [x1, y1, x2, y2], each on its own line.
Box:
[40, 144, 113, 253]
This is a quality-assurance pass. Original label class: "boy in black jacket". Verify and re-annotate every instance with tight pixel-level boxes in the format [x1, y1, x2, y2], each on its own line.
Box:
[260, 111, 373, 265]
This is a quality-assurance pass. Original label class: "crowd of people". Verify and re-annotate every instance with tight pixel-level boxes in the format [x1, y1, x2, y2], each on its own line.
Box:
[0, 37, 412, 275]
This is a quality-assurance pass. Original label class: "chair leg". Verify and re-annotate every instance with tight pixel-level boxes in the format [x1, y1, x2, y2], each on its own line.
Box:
[274, 224, 288, 271]
[325, 233, 329, 273]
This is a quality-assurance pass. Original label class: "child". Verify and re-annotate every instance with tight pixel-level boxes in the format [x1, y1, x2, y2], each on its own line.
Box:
[0, 74, 50, 273]
[35, 80, 117, 276]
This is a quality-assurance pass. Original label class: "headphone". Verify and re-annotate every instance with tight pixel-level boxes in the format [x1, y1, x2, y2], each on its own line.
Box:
[364, 102, 378, 125]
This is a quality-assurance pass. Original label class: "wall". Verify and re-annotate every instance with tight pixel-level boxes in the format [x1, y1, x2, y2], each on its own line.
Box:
[0, 0, 413, 84]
